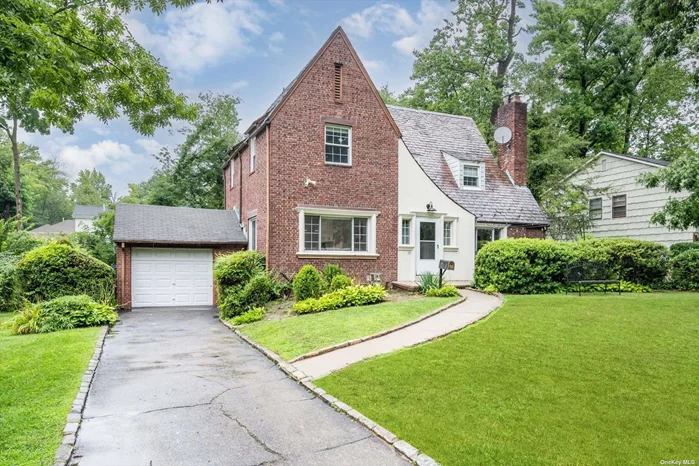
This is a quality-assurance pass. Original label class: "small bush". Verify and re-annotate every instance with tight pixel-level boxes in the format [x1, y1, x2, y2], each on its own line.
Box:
[293, 285, 386, 314]
[426, 285, 461, 297]
[669, 242, 699, 257]
[214, 251, 267, 318]
[214, 250, 266, 289]
[322, 264, 344, 286]
[330, 274, 353, 291]
[293, 265, 324, 301]
[16, 243, 115, 302]
[230, 307, 265, 325]
[241, 273, 275, 308]
[0, 255, 21, 313]
[670, 249, 699, 291]
[573, 280, 652, 293]
[5, 295, 117, 335]
[417, 272, 439, 293]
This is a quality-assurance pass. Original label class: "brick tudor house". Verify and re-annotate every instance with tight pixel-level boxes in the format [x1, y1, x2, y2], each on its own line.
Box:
[113, 27, 547, 309]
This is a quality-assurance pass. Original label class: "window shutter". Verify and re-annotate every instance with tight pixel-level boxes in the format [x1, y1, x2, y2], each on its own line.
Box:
[334, 63, 343, 102]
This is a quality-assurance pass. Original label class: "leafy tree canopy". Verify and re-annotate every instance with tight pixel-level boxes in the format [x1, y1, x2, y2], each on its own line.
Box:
[71, 169, 113, 206]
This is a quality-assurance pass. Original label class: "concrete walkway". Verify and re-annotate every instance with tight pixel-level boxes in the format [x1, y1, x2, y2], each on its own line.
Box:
[294, 289, 502, 380]
[73, 307, 409, 466]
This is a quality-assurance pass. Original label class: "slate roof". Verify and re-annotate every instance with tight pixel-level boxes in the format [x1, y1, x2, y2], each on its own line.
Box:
[388, 105, 549, 225]
[72, 204, 106, 219]
[113, 204, 247, 244]
[29, 219, 76, 234]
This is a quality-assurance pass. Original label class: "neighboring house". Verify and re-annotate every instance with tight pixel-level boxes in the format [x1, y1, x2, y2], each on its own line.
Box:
[29, 204, 106, 236]
[568, 151, 697, 247]
[113, 27, 548, 309]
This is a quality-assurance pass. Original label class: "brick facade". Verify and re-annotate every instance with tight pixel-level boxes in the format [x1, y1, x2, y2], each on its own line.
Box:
[496, 94, 528, 187]
[224, 29, 399, 284]
[507, 225, 546, 239]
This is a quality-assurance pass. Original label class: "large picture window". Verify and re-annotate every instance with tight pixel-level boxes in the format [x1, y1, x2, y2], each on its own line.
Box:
[304, 215, 367, 252]
[325, 125, 351, 165]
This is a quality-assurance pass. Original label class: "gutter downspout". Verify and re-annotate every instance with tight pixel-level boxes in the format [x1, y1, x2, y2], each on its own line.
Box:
[265, 125, 271, 264]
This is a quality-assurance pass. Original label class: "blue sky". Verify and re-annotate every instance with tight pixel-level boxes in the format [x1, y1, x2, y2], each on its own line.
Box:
[20, 0, 534, 198]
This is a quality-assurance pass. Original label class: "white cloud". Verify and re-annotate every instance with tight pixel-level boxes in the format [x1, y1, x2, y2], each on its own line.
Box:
[56, 140, 143, 178]
[268, 31, 284, 54]
[342, 0, 451, 56]
[230, 80, 249, 91]
[134, 138, 164, 156]
[358, 53, 383, 72]
[268, 0, 285, 7]
[127, 0, 266, 73]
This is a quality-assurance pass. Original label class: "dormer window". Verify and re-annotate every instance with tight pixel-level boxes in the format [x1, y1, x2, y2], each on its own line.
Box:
[461, 163, 483, 190]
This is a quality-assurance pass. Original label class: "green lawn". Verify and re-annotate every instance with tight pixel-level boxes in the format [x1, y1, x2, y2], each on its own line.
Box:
[239, 296, 458, 360]
[316, 293, 699, 465]
[0, 313, 102, 466]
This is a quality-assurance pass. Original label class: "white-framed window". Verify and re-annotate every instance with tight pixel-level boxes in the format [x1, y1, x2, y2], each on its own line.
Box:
[476, 227, 502, 251]
[461, 163, 483, 189]
[401, 218, 412, 245]
[325, 125, 351, 165]
[248, 217, 257, 250]
[297, 207, 377, 256]
[612, 194, 626, 218]
[250, 136, 256, 173]
[443, 220, 453, 246]
[589, 197, 602, 220]
[230, 160, 235, 188]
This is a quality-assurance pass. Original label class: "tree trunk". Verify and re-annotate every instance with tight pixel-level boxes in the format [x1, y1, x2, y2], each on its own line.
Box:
[10, 118, 23, 230]
[490, 0, 517, 127]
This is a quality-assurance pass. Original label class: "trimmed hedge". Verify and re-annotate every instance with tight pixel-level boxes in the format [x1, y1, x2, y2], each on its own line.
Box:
[0, 254, 21, 313]
[16, 243, 115, 302]
[474, 238, 670, 294]
[669, 242, 699, 257]
[213, 250, 265, 290]
[293, 285, 387, 314]
[293, 265, 324, 301]
[6, 295, 117, 335]
[670, 249, 699, 291]
[215, 251, 270, 319]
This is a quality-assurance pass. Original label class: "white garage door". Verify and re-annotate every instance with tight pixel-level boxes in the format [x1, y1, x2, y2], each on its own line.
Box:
[131, 248, 213, 308]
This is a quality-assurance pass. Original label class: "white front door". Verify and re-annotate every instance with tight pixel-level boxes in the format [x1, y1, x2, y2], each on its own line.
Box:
[131, 248, 213, 308]
[417, 219, 439, 275]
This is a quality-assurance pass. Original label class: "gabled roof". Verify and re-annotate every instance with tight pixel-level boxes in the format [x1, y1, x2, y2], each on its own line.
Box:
[72, 204, 106, 219]
[113, 204, 247, 245]
[223, 26, 400, 168]
[29, 219, 76, 234]
[388, 105, 549, 226]
[562, 150, 670, 184]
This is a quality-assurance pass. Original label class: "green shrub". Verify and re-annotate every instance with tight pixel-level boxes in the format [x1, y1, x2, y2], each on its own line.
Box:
[322, 264, 344, 286]
[573, 280, 652, 293]
[293, 285, 387, 314]
[16, 243, 115, 302]
[241, 273, 275, 308]
[417, 272, 440, 293]
[230, 307, 265, 325]
[669, 242, 699, 257]
[214, 251, 267, 318]
[213, 250, 266, 289]
[5, 295, 117, 335]
[426, 285, 461, 297]
[670, 249, 699, 291]
[4, 230, 42, 256]
[293, 265, 324, 301]
[474, 239, 575, 294]
[0, 255, 21, 313]
[330, 274, 353, 291]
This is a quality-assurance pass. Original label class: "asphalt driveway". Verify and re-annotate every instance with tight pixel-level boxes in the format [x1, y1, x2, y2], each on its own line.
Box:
[73, 307, 408, 466]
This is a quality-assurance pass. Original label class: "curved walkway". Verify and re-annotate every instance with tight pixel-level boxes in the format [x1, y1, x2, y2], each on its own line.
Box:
[294, 289, 503, 380]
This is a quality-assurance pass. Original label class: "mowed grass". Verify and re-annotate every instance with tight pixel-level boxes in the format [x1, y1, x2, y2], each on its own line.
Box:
[239, 296, 458, 360]
[316, 293, 699, 465]
[0, 313, 101, 466]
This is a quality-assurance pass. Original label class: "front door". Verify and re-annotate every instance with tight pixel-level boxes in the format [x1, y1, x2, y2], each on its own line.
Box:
[417, 219, 439, 274]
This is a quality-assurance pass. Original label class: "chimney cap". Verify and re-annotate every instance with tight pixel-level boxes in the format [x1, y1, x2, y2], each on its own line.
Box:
[506, 92, 522, 103]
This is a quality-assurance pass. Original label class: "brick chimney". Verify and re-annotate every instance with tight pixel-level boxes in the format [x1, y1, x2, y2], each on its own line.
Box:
[496, 93, 528, 186]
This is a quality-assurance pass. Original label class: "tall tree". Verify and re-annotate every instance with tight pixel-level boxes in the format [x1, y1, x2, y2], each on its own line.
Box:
[402, 0, 524, 133]
[71, 169, 113, 206]
[0, 0, 196, 227]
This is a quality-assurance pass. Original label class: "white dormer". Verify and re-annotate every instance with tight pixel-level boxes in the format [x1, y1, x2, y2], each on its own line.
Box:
[443, 152, 485, 191]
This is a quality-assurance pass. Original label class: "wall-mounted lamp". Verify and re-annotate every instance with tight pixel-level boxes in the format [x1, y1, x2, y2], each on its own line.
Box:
[426, 202, 436, 212]
[304, 178, 317, 188]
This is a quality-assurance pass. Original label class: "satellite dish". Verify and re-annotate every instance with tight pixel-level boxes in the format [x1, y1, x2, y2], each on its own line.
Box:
[494, 127, 512, 144]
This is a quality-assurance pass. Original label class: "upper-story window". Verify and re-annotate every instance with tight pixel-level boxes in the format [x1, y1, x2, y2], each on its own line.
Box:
[589, 198, 602, 220]
[250, 136, 256, 173]
[461, 163, 482, 189]
[612, 194, 627, 218]
[248, 217, 257, 250]
[325, 125, 351, 165]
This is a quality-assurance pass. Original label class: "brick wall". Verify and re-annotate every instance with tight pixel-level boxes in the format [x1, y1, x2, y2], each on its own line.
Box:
[267, 33, 399, 284]
[508, 225, 546, 239]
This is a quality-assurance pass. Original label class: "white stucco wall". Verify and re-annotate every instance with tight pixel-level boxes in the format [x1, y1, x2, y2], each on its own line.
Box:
[570, 153, 696, 247]
[397, 139, 476, 282]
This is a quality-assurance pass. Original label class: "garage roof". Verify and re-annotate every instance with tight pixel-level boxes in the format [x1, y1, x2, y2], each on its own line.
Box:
[113, 204, 247, 245]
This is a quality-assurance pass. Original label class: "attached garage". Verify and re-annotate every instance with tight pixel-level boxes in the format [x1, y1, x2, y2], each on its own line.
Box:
[113, 203, 247, 310]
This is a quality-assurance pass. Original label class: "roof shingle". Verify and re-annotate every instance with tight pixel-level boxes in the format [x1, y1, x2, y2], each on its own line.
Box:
[388, 105, 549, 225]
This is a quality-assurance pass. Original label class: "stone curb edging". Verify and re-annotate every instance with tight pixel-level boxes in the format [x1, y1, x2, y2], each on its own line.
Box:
[289, 295, 467, 363]
[219, 318, 442, 466]
[53, 325, 109, 466]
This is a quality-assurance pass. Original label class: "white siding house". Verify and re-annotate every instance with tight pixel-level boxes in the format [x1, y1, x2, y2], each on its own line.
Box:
[570, 151, 697, 247]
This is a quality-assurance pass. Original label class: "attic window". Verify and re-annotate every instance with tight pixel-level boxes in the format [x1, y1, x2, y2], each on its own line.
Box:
[334, 63, 343, 102]
[461, 163, 484, 190]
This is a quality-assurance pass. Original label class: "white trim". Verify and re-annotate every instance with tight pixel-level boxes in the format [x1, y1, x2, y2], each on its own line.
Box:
[443, 217, 457, 248]
[460, 162, 485, 191]
[248, 217, 257, 250]
[324, 124, 352, 166]
[230, 159, 235, 188]
[250, 136, 256, 173]
[297, 206, 377, 256]
[399, 214, 415, 247]
[295, 206, 379, 216]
